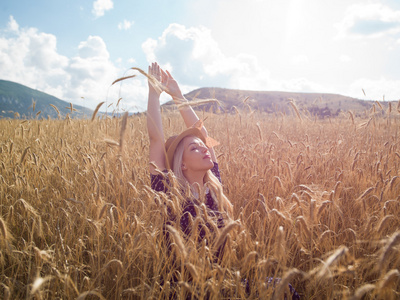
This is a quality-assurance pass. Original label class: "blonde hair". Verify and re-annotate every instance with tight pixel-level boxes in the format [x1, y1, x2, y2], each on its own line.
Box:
[171, 136, 233, 216]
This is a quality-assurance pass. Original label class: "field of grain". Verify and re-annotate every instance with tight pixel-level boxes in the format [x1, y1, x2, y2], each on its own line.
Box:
[1, 104, 400, 299]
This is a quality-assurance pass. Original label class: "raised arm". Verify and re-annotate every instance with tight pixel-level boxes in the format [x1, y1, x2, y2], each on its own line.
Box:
[147, 63, 166, 174]
[162, 69, 217, 163]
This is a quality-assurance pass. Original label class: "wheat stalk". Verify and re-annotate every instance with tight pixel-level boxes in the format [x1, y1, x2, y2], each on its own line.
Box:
[316, 246, 349, 278]
[378, 269, 400, 290]
[111, 74, 137, 85]
[0, 216, 11, 242]
[378, 231, 400, 271]
[77, 291, 107, 300]
[350, 284, 375, 300]
[348, 111, 355, 124]
[288, 99, 302, 121]
[91, 101, 105, 121]
[50, 104, 61, 118]
[20, 146, 30, 165]
[177, 98, 221, 109]
[166, 225, 187, 260]
[31, 276, 54, 295]
[119, 111, 128, 152]
[214, 220, 241, 251]
[377, 215, 394, 233]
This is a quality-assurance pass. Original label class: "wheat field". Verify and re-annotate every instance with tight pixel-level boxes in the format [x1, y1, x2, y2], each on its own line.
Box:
[0, 103, 400, 299]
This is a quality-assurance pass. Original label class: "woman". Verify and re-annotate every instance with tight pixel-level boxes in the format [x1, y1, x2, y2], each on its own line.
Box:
[146, 62, 300, 299]
[147, 62, 232, 247]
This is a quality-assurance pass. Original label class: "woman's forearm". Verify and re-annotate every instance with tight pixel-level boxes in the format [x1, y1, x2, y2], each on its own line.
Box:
[174, 94, 208, 137]
[147, 62, 167, 173]
[147, 90, 164, 143]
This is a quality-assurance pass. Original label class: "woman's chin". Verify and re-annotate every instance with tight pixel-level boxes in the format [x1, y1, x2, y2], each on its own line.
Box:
[205, 159, 214, 169]
[197, 159, 213, 171]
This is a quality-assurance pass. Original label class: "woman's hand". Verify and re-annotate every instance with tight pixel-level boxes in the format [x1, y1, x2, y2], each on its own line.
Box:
[162, 70, 184, 103]
[148, 62, 165, 97]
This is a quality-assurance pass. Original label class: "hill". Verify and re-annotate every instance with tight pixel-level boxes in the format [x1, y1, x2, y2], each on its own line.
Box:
[0, 80, 93, 119]
[162, 87, 392, 118]
[1, 80, 395, 119]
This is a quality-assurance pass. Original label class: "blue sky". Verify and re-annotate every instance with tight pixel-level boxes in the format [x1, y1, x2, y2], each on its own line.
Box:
[1, 0, 400, 112]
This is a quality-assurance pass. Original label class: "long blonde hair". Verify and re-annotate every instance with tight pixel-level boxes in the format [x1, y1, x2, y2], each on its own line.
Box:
[171, 136, 233, 216]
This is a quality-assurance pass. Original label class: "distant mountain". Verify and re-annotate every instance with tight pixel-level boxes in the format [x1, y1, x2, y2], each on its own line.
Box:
[0, 80, 93, 119]
[162, 87, 392, 118]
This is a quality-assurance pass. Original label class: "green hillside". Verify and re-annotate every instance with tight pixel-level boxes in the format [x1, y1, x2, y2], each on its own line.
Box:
[0, 80, 93, 119]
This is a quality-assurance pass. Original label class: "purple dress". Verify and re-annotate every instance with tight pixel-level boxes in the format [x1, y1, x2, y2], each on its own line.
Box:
[151, 162, 224, 251]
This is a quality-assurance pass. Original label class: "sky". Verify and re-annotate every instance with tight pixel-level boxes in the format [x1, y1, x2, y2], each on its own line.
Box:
[1, 0, 400, 112]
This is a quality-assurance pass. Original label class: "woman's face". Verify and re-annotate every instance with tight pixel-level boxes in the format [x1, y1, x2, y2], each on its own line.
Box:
[181, 136, 213, 172]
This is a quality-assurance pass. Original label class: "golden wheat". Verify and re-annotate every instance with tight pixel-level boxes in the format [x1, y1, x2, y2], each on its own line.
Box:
[91, 101, 105, 121]
[0, 104, 399, 298]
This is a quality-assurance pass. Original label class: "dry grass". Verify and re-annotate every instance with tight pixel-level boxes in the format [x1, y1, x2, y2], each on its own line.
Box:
[0, 103, 400, 299]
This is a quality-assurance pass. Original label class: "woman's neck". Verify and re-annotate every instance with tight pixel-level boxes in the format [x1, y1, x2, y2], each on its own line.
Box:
[183, 170, 206, 189]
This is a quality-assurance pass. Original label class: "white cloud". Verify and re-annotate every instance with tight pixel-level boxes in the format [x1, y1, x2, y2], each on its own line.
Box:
[142, 23, 333, 96]
[63, 35, 146, 111]
[7, 15, 19, 32]
[77, 35, 110, 59]
[292, 54, 309, 65]
[339, 54, 351, 63]
[142, 24, 273, 92]
[92, 0, 114, 18]
[67, 36, 117, 93]
[142, 38, 158, 63]
[277, 78, 327, 94]
[118, 20, 134, 30]
[26, 30, 69, 71]
[0, 17, 69, 96]
[0, 16, 150, 111]
[336, 3, 400, 38]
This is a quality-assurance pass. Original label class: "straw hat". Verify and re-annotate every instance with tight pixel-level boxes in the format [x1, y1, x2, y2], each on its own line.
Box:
[165, 127, 206, 170]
